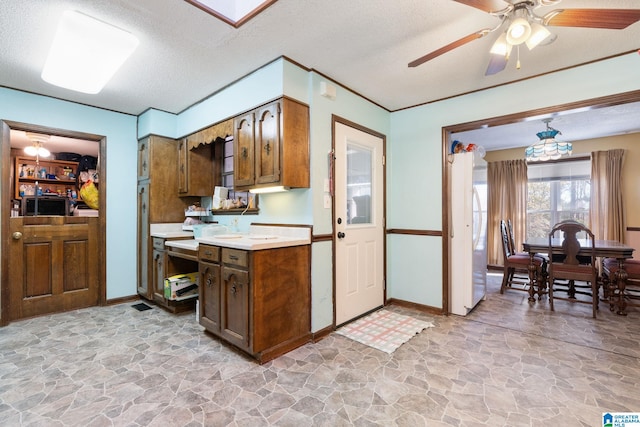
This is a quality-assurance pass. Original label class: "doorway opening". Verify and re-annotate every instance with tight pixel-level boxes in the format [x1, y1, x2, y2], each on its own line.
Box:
[441, 90, 640, 315]
[1, 120, 106, 325]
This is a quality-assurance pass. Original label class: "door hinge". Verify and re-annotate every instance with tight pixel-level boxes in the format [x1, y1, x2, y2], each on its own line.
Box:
[382, 155, 385, 166]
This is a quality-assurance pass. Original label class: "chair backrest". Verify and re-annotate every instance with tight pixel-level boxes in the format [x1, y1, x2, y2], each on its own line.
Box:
[500, 220, 514, 259]
[548, 220, 596, 267]
[507, 219, 516, 254]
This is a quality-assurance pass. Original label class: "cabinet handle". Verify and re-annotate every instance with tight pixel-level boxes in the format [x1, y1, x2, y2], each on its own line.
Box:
[241, 147, 248, 158]
[231, 284, 237, 294]
[229, 255, 238, 260]
[264, 143, 270, 154]
[142, 160, 147, 172]
[204, 250, 212, 256]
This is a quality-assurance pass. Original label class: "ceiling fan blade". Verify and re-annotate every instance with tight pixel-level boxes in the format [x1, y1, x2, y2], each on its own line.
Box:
[453, 0, 509, 14]
[544, 9, 640, 29]
[485, 53, 508, 76]
[408, 30, 490, 68]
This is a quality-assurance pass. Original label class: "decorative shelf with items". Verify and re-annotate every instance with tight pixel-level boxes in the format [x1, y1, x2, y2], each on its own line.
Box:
[14, 156, 78, 200]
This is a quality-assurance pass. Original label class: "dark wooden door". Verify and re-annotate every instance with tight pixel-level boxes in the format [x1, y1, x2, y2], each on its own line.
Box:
[8, 216, 100, 320]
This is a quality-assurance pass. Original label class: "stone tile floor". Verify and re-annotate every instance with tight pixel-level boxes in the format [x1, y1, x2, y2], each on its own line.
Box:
[1, 273, 639, 426]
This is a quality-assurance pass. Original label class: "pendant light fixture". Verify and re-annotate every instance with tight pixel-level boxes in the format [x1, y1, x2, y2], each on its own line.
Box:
[525, 118, 572, 162]
[24, 133, 51, 158]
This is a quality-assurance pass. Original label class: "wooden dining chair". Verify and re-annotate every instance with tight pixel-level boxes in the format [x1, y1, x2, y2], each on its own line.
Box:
[547, 220, 599, 318]
[602, 258, 640, 314]
[500, 220, 545, 299]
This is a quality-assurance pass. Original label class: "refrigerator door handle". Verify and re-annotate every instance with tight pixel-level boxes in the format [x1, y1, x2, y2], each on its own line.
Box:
[472, 186, 482, 251]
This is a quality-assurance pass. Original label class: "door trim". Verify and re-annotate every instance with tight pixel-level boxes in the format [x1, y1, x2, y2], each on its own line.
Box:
[331, 115, 387, 327]
[1, 120, 107, 325]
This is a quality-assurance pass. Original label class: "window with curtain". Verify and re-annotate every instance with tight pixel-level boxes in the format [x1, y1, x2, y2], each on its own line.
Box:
[526, 159, 590, 239]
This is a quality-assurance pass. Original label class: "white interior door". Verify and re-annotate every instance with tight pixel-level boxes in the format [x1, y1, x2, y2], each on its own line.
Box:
[334, 122, 385, 325]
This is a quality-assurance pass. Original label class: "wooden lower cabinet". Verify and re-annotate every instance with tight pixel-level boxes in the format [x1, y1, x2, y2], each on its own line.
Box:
[198, 244, 311, 363]
[151, 237, 197, 313]
[199, 245, 221, 333]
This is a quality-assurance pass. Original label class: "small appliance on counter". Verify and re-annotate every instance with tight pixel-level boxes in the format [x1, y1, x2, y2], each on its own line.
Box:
[21, 196, 69, 216]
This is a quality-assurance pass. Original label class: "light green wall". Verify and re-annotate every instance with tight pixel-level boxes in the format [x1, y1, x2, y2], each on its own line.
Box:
[3, 51, 638, 325]
[140, 60, 390, 332]
[0, 87, 138, 300]
[387, 52, 640, 309]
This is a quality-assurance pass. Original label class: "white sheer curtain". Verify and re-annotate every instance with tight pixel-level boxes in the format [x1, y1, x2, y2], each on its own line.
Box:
[590, 149, 625, 242]
[487, 159, 528, 265]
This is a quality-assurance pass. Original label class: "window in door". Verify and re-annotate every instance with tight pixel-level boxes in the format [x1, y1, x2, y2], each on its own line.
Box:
[526, 159, 590, 239]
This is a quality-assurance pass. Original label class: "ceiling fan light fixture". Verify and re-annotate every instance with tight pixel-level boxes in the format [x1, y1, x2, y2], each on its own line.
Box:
[506, 17, 531, 45]
[489, 32, 512, 57]
[525, 22, 551, 50]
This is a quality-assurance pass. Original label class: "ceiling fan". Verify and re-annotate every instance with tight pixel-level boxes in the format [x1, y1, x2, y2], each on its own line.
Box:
[408, 0, 640, 75]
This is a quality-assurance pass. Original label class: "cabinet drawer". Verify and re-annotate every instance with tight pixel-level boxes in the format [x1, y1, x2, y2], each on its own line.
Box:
[222, 248, 248, 268]
[199, 245, 220, 262]
[152, 237, 165, 251]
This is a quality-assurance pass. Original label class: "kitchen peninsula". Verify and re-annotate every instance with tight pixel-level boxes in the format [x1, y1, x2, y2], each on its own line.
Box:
[197, 225, 311, 363]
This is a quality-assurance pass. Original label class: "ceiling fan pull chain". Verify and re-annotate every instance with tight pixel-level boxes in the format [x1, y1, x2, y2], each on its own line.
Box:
[516, 45, 521, 70]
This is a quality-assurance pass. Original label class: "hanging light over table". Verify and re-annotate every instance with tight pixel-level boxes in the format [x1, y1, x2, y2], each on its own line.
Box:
[525, 118, 572, 162]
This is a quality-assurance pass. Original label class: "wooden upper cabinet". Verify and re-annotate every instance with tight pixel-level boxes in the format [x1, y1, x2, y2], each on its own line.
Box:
[234, 112, 255, 189]
[138, 138, 150, 181]
[255, 102, 280, 185]
[178, 137, 214, 197]
[177, 139, 188, 195]
[179, 119, 232, 197]
[233, 97, 309, 192]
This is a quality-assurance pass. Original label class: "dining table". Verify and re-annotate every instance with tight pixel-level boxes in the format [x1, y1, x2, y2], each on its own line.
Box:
[522, 237, 635, 315]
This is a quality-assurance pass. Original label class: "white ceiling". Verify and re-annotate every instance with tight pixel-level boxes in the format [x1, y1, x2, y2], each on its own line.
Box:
[1, 0, 640, 153]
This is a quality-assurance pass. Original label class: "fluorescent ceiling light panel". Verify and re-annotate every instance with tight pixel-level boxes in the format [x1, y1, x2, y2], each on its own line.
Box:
[41, 10, 139, 94]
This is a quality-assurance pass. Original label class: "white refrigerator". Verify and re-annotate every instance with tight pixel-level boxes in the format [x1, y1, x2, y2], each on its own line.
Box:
[450, 151, 487, 316]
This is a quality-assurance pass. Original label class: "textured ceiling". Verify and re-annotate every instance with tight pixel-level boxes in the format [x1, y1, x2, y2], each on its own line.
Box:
[1, 0, 640, 152]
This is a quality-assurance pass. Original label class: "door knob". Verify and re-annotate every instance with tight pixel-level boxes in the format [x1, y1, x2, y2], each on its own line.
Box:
[12, 231, 22, 240]
[337, 232, 345, 239]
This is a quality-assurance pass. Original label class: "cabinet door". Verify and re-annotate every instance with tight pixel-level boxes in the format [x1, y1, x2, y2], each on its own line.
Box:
[138, 137, 150, 181]
[199, 261, 221, 333]
[137, 182, 150, 297]
[152, 248, 166, 302]
[233, 112, 255, 189]
[177, 138, 188, 195]
[255, 101, 281, 185]
[221, 266, 250, 351]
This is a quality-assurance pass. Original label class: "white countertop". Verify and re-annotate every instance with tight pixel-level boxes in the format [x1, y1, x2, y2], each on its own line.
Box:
[196, 225, 311, 251]
[165, 239, 199, 251]
[150, 223, 193, 239]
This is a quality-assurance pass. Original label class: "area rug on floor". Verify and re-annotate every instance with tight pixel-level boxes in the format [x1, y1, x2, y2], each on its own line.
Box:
[336, 309, 434, 354]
